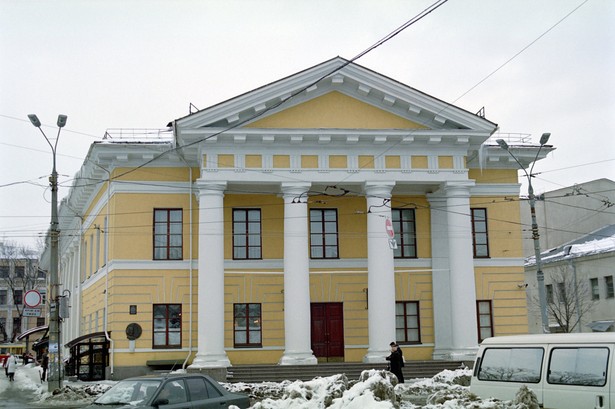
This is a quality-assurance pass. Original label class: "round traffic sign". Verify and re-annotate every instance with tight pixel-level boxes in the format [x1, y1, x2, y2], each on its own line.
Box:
[24, 290, 42, 308]
[385, 218, 395, 238]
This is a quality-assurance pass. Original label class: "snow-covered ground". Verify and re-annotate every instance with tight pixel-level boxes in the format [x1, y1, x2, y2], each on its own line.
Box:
[6, 363, 540, 408]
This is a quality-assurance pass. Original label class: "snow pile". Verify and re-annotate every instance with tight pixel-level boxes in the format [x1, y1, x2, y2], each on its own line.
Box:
[250, 370, 399, 409]
[19, 365, 542, 408]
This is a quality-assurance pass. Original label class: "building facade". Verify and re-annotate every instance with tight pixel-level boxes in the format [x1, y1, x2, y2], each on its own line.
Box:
[520, 179, 615, 333]
[42, 58, 552, 379]
[0, 255, 47, 343]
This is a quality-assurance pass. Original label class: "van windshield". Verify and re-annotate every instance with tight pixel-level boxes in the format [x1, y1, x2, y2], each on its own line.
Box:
[478, 347, 543, 383]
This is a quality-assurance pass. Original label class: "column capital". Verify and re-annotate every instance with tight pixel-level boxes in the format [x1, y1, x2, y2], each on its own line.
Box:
[363, 182, 395, 198]
[428, 181, 475, 200]
[195, 180, 227, 196]
[281, 182, 311, 202]
[442, 180, 474, 197]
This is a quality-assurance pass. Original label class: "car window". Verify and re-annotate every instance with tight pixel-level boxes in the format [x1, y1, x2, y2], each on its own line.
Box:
[187, 377, 208, 400]
[159, 379, 188, 404]
[477, 347, 543, 383]
[95, 380, 161, 405]
[204, 378, 222, 398]
[548, 347, 609, 386]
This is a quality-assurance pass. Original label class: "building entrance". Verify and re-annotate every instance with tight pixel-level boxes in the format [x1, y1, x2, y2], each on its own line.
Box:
[310, 302, 344, 362]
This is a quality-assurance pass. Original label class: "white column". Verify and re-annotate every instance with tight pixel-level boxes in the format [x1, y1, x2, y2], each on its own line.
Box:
[443, 181, 479, 359]
[279, 183, 317, 365]
[190, 181, 230, 368]
[363, 182, 396, 363]
[427, 194, 454, 359]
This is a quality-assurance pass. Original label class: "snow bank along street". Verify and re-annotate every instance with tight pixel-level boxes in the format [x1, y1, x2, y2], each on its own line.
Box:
[3, 364, 542, 408]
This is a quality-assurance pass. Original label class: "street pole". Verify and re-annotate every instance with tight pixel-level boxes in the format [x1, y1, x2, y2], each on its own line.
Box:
[497, 133, 551, 333]
[28, 114, 67, 391]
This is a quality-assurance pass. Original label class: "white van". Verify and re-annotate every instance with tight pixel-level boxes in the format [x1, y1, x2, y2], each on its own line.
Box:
[470, 333, 615, 409]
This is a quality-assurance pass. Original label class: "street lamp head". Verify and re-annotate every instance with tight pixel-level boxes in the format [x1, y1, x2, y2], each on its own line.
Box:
[28, 114, 42, 128]
[495, 139, 509, 150]
[57, 115, 68, 128]
[539, 132, 551, 145]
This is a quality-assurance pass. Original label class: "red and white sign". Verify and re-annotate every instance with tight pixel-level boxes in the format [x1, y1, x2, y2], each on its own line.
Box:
[24, 290, 42, 308]
[385, 218, 395, 238]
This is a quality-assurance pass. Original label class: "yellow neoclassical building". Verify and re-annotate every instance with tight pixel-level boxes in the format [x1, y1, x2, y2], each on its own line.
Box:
[41, 58, 553, 380]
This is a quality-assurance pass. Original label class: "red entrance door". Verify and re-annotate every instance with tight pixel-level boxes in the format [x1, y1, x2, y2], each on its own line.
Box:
[311, 303, 344, 361]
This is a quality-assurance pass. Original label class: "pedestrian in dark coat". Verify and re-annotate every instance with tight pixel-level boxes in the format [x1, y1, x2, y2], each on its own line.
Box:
[41, 351, 49, 382]
[385, 342, 405, 383]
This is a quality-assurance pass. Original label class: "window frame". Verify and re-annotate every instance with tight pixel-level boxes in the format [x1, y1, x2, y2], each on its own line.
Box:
[547, 347, 609, 386]
[590, 278, 600, 300]
[14, 289, 23, 305]
[309, 209, 339, 259]
[546, 284, 554, 304]
[471, 208, 490, 258]
[233, 303, 262, 348]
[152, 303, 182, 349]
[605, 276, 614, 299]
[232, 208, 262, 260]
[476, 300, 494, 342]
[391, 208, 417, 259]
[395, 301, 421, 345]
[153, 209, 183, 261]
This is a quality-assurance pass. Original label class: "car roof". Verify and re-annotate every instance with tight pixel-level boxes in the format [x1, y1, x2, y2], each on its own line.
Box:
[122, 373, 213, 382]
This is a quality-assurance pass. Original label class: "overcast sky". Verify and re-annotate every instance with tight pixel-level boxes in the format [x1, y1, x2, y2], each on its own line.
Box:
[1, 0, 614, 250]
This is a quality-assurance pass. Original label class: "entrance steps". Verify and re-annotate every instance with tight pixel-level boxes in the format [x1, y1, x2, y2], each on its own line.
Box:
[225, 360, 465, 383]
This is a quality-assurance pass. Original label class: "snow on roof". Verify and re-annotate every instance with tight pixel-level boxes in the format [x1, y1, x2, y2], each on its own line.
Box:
[526, 224, 615, 266]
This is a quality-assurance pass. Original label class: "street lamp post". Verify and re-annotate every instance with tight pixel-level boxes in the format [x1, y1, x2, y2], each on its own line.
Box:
[497, 133, 551, 333]
[28, 114, 67, 391]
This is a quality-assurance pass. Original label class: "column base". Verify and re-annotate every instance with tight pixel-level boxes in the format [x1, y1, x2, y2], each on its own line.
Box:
[363, 348, 390, 364]
[432, 346, 478, 361]
[278, 351, 317, 365]
[189, 352, 231, 368]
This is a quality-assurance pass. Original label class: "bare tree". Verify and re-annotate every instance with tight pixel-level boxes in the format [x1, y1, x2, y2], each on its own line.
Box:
[530, 265, 595, 333]
[0, 240, 43, 342]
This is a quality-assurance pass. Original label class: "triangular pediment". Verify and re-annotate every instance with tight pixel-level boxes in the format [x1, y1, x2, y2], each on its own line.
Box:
[246, 91, 427, 130]
[175, 57, 497, 139]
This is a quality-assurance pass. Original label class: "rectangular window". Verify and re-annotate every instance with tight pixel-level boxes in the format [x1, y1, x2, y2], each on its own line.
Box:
[96, 227, 101, 271]
[36, 317, 46, 327]
[590, 278, 599, 300]
[395, 301, 421, 344]
[476, 300, 494, 342]
[153, 304, 182, 348]
[478, 347, 544, 383]
[232, 209, 262, 260]
[0, 290, 6, 305]
[153, 209, 183, 260]
[14, 289, 23, 305]
[548, 347, 608, 386]
[14, 266, 24, 278]
[392, 209, 417, 258]
[605, 276, 614, 299]
[546, 284, 554, 304]
[233, 303, 262, 347]
[89, 234, 94, 276]
[471, 208, 489, 258]
[12, 317, 21, 336]
[557, 282, 566, 303]
[0, 266, 9, 278]
[310, 209, 339, 259]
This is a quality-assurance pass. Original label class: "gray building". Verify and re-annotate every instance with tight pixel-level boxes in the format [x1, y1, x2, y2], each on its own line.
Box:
[523, 179, 615, 333]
